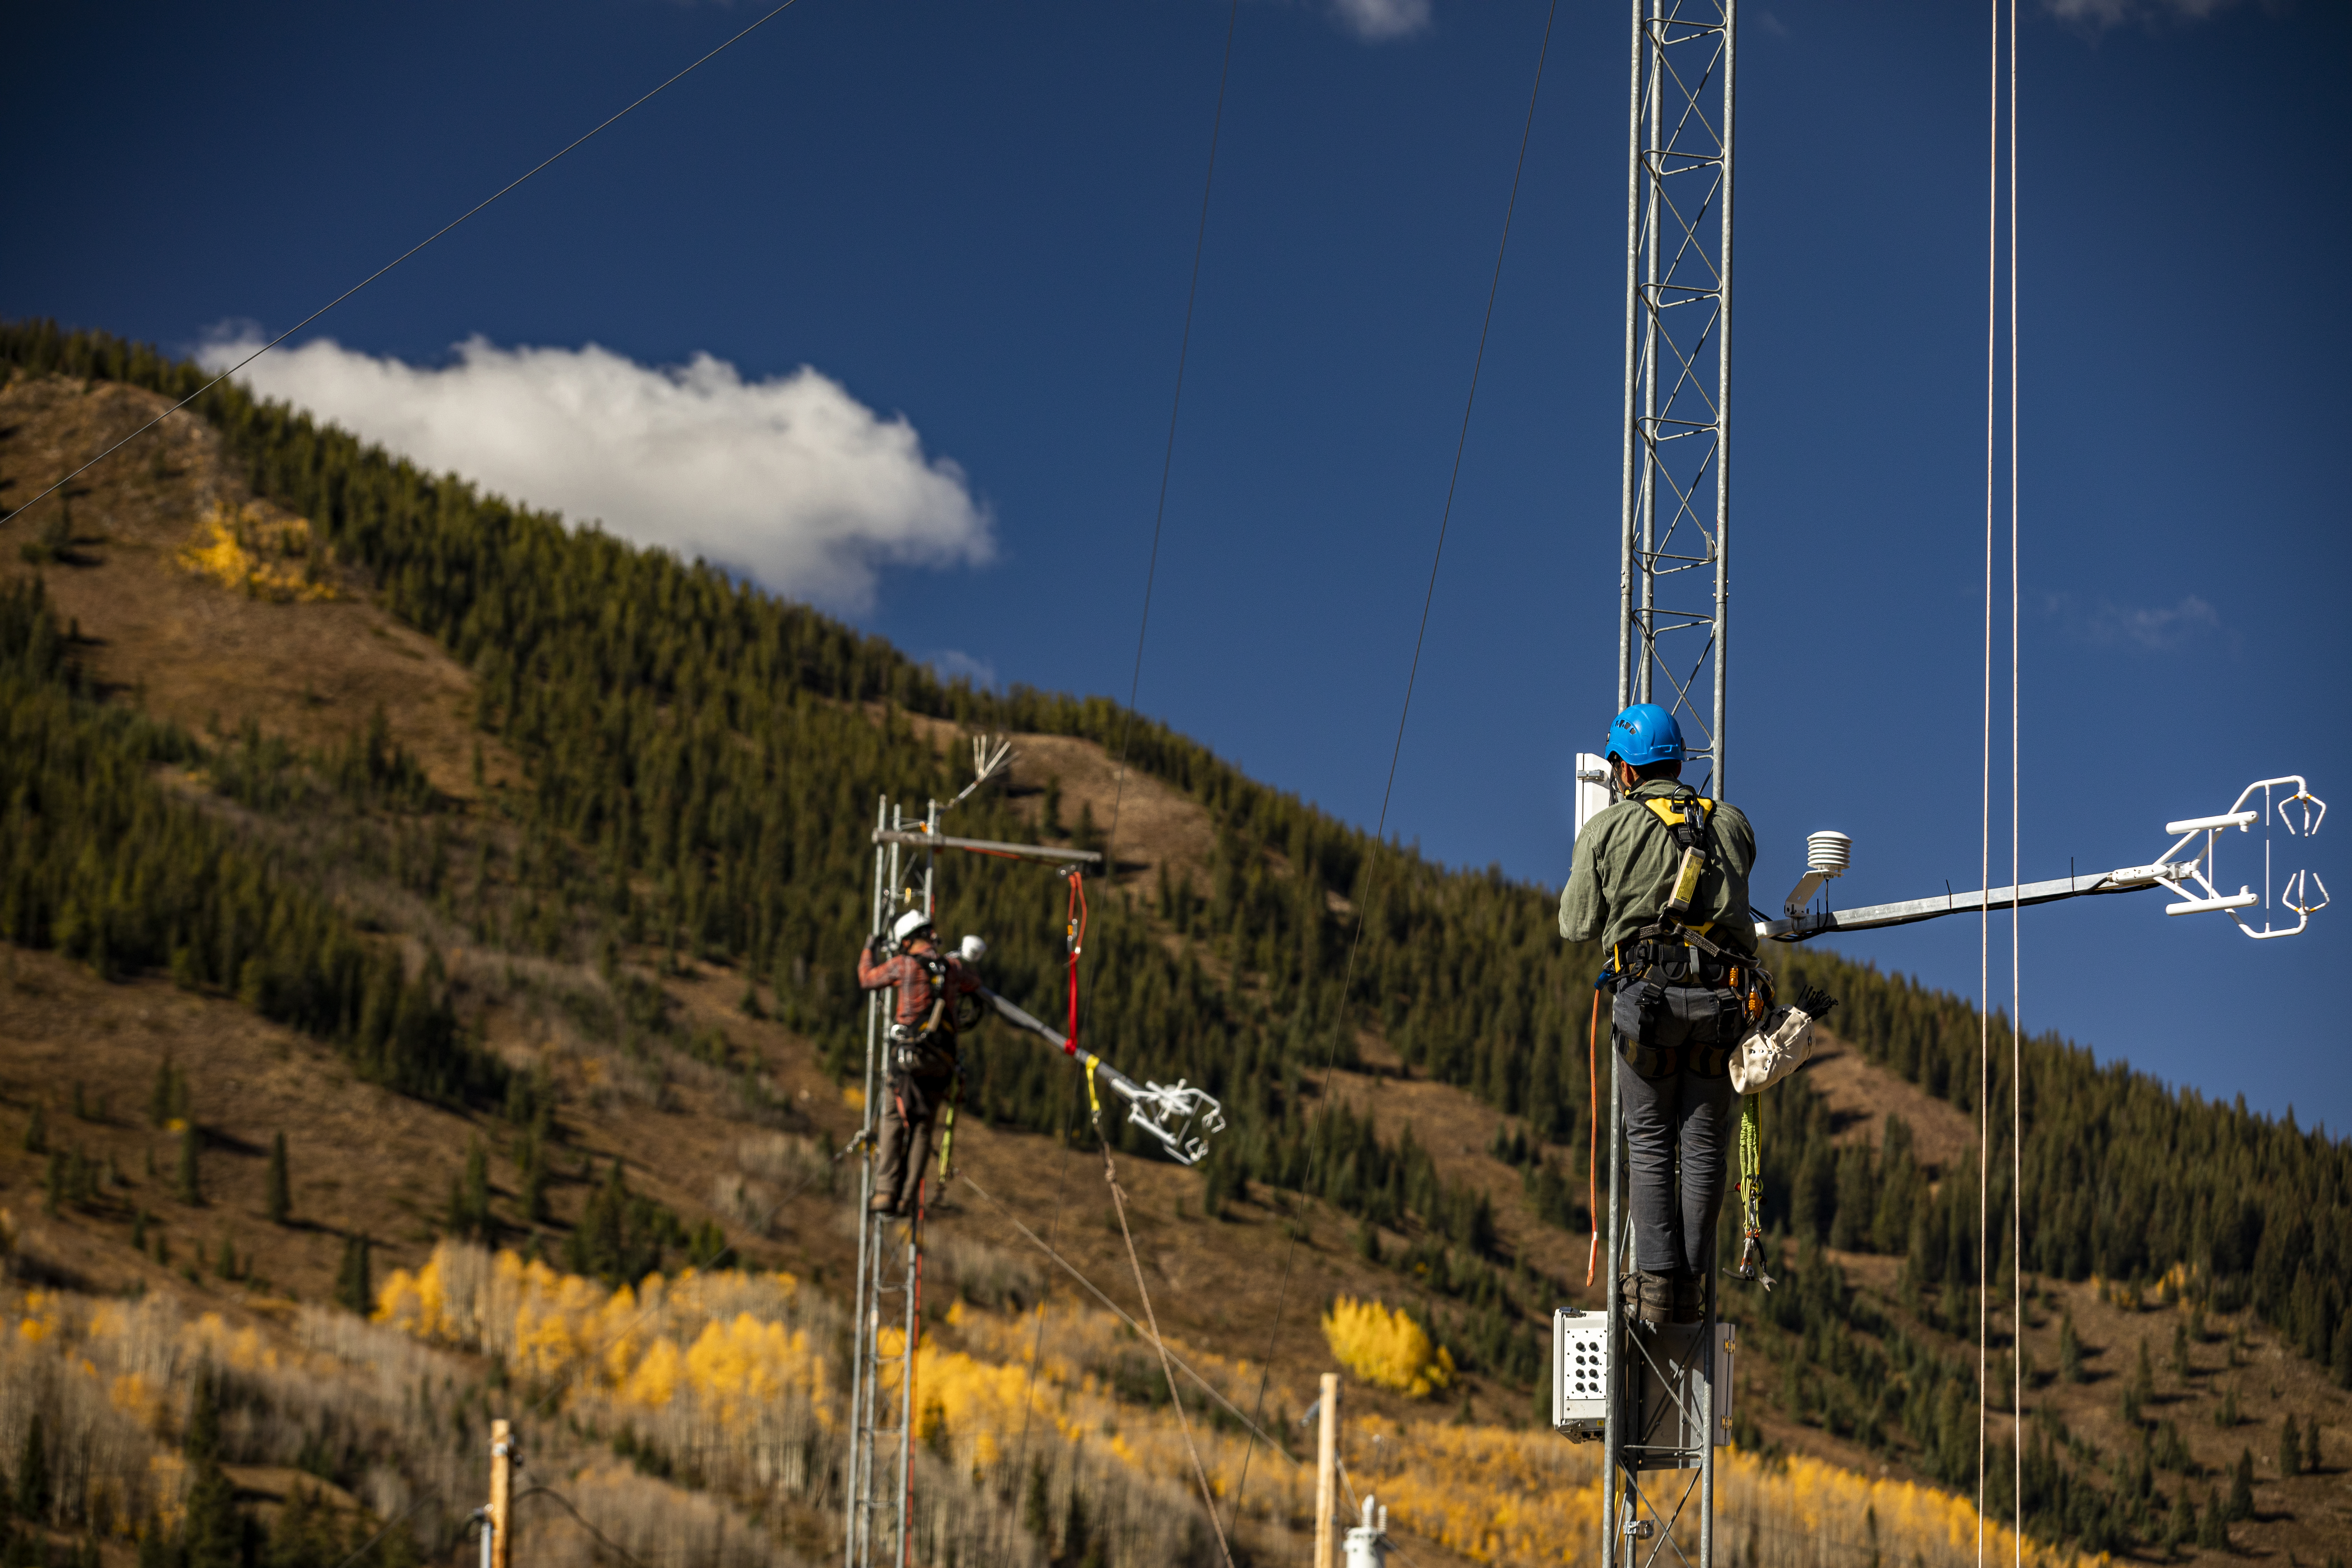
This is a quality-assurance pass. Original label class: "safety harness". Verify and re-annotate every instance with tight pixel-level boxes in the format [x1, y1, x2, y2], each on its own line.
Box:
[1597, 786, 1779, 1287]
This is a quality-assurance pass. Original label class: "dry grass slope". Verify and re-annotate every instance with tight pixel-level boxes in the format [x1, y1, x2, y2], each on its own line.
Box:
[4, 372, 2347, 1563]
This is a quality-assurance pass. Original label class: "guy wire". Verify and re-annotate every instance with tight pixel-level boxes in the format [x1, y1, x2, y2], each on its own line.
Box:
[1103, 0, 1242, 871]
[315, 1128, 846, 1568]
[999, 1069, 1079, 1562]
[1223, 0, 1559, 1539]
[2007, 0, 2023, 1557]
[1017, 0, 1240, 1550]
[1976, 0, 2000, 1556]
[12, 0, 808, 524]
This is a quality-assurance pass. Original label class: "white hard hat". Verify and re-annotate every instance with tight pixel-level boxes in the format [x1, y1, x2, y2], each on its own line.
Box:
[958, 934, 987, 962]
[892, 909, 934, 944]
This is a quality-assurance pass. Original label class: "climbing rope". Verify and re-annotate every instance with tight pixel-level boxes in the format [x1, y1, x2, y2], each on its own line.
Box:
[1097, 1121, 1237, 1568]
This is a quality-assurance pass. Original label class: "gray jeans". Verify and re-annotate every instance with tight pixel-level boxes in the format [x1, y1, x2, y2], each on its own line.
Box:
[876, 1073, 951, 1212]
[1618, 1052, 1732, 1277]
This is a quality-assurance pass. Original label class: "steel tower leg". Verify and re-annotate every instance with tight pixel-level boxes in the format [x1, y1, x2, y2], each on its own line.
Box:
[846, 802, 908, 1568]
[1618, 0, 1735, 803]
[1606, 9, 1735, 1559]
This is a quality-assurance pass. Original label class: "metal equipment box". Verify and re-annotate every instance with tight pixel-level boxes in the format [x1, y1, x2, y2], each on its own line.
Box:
[1552, 1308, 1611, 1437]
[1554, 1311, 1736, 1460]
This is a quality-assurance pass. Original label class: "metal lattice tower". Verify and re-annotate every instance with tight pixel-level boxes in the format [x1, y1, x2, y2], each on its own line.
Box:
[844, 797, 933, 1568]
[1618, 0, 1735, 800]
[1603, 5, 1734, 1568]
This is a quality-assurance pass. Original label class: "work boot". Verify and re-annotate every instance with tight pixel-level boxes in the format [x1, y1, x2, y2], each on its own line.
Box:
[867, 1194, 900, 1218]
[1671, 1272, 1705, 1325]
[1625, 1271, 1673, 1327]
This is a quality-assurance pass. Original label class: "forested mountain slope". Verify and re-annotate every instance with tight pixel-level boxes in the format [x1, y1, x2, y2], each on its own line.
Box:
[1, 322, 2348, 1564]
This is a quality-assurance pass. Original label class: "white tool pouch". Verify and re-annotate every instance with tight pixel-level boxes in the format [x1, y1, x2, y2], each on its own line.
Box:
[1728, 1003, 1822, 1094]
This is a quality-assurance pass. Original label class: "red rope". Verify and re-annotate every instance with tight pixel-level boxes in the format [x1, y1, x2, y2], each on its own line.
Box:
[902, 1173, 925, 1568]
[1063, 870, 1087, 1056]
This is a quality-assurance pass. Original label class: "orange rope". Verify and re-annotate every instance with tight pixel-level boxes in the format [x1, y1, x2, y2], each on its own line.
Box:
[1586, 988, 1601, 1289]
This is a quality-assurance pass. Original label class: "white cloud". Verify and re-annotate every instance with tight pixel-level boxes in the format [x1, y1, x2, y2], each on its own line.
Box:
[2042, 0, 2245, 27]
[925, 649, 999, 690]
[197, 334, 994, 612]
[1329, 0, 1430, 42]
[2047, 592, 2220, 651]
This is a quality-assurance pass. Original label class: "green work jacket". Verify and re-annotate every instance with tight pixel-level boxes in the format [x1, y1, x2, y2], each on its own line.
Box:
[1559, 779, 1759, 960]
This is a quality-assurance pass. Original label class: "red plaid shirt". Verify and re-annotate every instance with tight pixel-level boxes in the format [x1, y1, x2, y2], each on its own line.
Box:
[857, 945, 981, 1031]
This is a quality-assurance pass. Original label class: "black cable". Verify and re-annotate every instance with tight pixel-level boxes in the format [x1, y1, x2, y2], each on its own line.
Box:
[9, 0, 809, 526]
[1024, 1, 1239, 1546]
[998, 1069, 1078, 1559]
[1221, 0, 1560, 1539]
[1102, 0, 1241, 869]
[315, 1129, 847, 1568]
[511, 1484, 655, 1568]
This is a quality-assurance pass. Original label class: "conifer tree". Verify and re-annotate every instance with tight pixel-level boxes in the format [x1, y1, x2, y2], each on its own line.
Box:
[334, 1234, 373, 1315]
[2227, 1447, 2254, 1521]
[1021, 1458, 1049, 1539]
[21, 1105, 44, 1155]
[265, 1133, 290, 1225]
[15, 1413, 48, 1521]
[2197, 1485, 2227, 1548]
[518, 1132, 551, 1225]
[2281, 1413, 2303, 1477]
[180, 1367, 240, 1568]
[177, 1126, 203, 1205]
[149, 1054, 186, 1128]
[2126, 1336, 2155, 1425]
[446, 1140, 492, 1241]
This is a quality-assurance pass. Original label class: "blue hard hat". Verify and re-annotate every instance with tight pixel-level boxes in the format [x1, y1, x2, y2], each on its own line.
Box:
[1606, 703, 1685, 766]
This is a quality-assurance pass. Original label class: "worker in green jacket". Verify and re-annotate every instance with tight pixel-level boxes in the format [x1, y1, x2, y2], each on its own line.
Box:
[1559, 703, 1758, 1327]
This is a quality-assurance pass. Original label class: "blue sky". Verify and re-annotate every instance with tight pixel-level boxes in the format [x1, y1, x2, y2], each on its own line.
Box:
[9, 0, 2346, 1130]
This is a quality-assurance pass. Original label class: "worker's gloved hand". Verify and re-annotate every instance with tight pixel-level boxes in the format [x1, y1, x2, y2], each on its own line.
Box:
[867, 931, 891, 956]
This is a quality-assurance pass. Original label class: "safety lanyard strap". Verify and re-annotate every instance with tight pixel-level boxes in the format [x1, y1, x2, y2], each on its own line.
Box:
[1736, 1093, 1776, 1290]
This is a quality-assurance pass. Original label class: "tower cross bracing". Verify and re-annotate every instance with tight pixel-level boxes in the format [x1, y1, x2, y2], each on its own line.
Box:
[1619, 0, 1735, 799]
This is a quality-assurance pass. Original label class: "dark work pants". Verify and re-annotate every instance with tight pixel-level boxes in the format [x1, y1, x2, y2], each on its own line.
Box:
[1617, 1051, 1733, 1277]
[875, 1073, 951, 1213]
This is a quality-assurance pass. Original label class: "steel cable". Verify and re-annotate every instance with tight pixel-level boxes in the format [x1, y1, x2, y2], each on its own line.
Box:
[1102, 0, 1242, 870]
[2006, 1, 2023, 1559]
[9, 0, 808, 524]
[314, 1127, 849, 1568]
[1222, 0, 1560, 1541]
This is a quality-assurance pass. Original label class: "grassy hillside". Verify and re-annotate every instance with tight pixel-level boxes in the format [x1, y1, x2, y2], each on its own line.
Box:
[0, 323, 2347, 1565]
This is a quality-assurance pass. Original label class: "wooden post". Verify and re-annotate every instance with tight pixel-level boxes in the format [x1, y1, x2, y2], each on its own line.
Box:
[489, 1418, 513, 1568]
[1314, 1373, 1339, 1568]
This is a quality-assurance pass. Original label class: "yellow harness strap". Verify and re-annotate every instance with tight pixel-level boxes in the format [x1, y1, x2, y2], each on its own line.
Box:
[1638, 795, 1717, 830]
